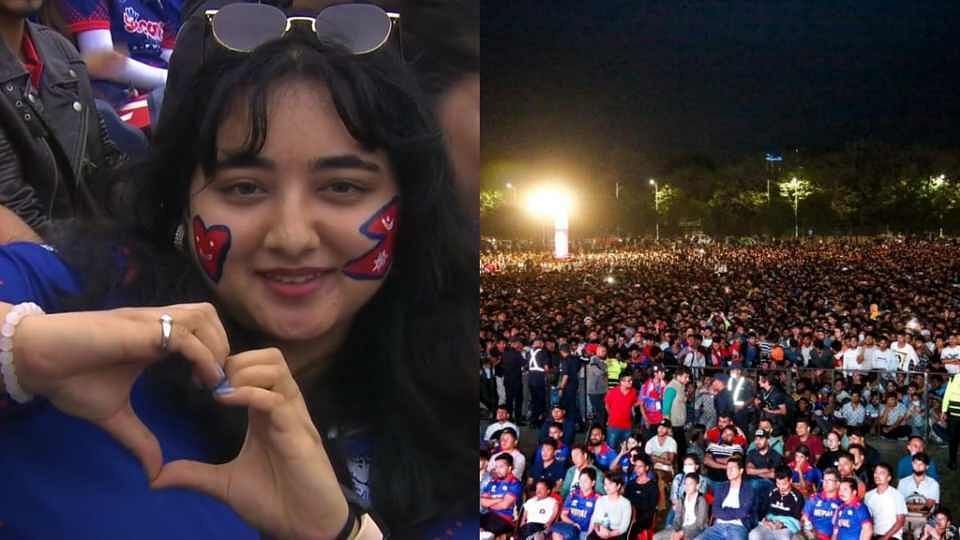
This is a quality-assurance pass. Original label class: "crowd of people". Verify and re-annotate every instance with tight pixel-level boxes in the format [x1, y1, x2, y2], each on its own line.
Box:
[480, 240, 960, 539]
[1, 0, 478, 537]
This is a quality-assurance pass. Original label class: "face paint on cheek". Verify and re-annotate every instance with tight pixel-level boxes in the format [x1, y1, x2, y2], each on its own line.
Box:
[342, 196, 399, 281]
[192, 215, 232, 283]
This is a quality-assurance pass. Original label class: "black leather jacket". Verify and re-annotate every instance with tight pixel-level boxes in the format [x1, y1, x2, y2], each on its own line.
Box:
[0, 21, 122, 229]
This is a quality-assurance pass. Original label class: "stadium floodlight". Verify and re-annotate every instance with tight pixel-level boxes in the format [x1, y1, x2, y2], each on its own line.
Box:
[525, 185, 574, 259]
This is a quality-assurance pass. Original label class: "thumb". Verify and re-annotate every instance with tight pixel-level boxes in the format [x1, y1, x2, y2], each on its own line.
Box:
[96, 404, 163, 481]
[151, 459, 227, 500]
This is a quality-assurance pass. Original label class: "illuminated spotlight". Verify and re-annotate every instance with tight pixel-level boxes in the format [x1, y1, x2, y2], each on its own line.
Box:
[525, 185, 575, 259]
[605, 276, 616, 284]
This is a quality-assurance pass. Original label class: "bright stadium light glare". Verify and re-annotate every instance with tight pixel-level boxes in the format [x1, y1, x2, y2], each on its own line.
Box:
[525, 185, 575, 259]
[605, 276, 616, 284]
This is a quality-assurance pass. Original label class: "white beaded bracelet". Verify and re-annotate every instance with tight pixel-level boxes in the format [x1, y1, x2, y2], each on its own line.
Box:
[0, 302, 44, 403]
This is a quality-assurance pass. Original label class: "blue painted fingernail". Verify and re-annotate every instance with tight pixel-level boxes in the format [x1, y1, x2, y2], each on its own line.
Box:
[213, 377, 234, 396]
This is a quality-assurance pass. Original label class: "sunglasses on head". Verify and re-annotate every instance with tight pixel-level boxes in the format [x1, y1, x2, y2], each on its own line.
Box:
[204, 3, 399, 55]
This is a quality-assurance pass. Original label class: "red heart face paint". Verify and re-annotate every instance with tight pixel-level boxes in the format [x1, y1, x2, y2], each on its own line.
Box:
[193, 215, 232, 283]
[342, 197, 399, 280]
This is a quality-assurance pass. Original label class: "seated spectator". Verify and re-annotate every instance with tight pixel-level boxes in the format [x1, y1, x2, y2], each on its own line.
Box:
[920, 507, 959, 540]
[817, 431, 844, 471]
[587, 474, 633, 539]
[846, 428, 880, 469]
[480, 449, 491, 508]
[839, 392, 867, 428]
[705, 425, 745, 483]
[746, 429, 783, 517]
[587, 425, 619, 472]
[836, 451, 866, 499]
[667, 454, 710, 525]
[696, 455, 754, 540]
[480, 453, 523, 538]
[832, 478, 873, 540]
[541, 404, 577, 449]
[897, 436, 940, 481]
[898, 452, 939, 514]
[748, 419, 785, 456]
[489, 428, 526, 479]
[519, 479, 561, 539]
[879, 392, 913, 440]
[560, 444, 607, 499]
[609, 432, 644, 474]
[646, 419, 678, 480]
[748, 466, 805, 540]
[847, 444, 872, 491]
[625, 456, 660, 535]
[802, 468, 842, 540]
[686, 425, 707, 462]
[653, 472, 708, 540]
[532, 422, 572, 472]
[785, 418, 824, 463]
[485, 405, 520, 443]
[864, 463, 907, 540]
[551, 468, 602, 540]
[706, 412, 748, 446]
[529, 438, 568, 493]
[788, 445, 822, 498]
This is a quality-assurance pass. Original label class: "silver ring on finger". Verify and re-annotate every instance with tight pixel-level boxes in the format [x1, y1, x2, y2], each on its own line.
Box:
[159, 314, 174, 351]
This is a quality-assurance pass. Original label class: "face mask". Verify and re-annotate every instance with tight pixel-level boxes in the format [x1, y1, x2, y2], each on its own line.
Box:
[683, 464, 696, 474]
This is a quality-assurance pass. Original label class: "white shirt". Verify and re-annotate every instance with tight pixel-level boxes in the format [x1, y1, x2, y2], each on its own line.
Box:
[865, 486, 908, 539]
[645, 435, 678, 472]
[683, 493, 698, 527]
[488, 449, 526, 479]
[484, 421, 519, 442]
[589, 496, 633, 534]
[892, 343, 920, 371]
[843, 347, 866, 371]
[941, 346, 960, 374]
[897, 475, 940, 503]
[523, 496, 559, 525]
[874, 349, 899, 372]
[862, 346, 879, 370]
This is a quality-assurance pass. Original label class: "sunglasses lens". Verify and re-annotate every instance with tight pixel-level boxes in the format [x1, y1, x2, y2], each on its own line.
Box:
[212, 3, 287, 52]
[315, 4, 392, 55]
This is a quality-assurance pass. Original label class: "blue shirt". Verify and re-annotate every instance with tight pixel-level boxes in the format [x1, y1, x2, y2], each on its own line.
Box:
[804, 493, 841, 538]
[565, 489, 600, 531]
[833, 500, 871, 540]
[481, 474, 522, 522]
[529, 458, 567, 489]
[591, 443, 618, 472]
[897, 454, 939, 481]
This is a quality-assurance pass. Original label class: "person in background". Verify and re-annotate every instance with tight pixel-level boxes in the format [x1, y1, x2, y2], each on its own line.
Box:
[663, 366, 691, 457]
[653, 472, 708, 540]
[920, 507, 959, 540]
[864, 463, 907, 540]
[484, 404, 519, 444]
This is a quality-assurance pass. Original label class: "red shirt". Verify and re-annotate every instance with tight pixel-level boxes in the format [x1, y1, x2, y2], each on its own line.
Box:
[604, 386, 637, 429]
[21, 31, 43, 89]
[785, 434, 825, 461]
[706, 426, 748, 447]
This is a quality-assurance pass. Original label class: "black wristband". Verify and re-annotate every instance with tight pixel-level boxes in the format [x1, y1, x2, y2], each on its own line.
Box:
[333, 503, 358, 540]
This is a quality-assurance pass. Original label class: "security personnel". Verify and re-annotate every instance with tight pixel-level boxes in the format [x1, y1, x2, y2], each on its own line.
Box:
[940, 372, 960, 469]
[526, 337, 549, 428]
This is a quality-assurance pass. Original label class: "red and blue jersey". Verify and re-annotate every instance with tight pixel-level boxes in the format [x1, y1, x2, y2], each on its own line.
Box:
[564, 489, 600, 531]
[591, 443, 618, 472]
[803, 493, 841, 540]
[481, 474, 522, 522]
[833, 499, 871, 540]
[640, 379, 665, 424]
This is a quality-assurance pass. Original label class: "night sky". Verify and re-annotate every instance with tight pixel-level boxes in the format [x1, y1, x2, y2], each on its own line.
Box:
[482, 1, 960, 182]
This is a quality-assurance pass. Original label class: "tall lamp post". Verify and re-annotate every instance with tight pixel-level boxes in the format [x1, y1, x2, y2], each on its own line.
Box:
[779, 176, 813, 239]
[931, 174, 946, 238]
[649, 179, 660, 242]
[505, 182, 518, 204]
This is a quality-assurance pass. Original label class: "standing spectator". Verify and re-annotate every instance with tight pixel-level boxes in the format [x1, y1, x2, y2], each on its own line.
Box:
[942, 371, 960, 470]
[654, 472, 708, 540]
[698, 455, 755, 540]
[480, 453, 523, 538]
[550, 468, 601, 540]
[941, 334, 960, 375]
[897, 453, 939, 513]
[605, 372, 637, 450]
[878, 393, 912, 440]
[892, 334, 920, 372]
[832, 478, 873, 540]
[587, 346, 610, 426]
[557, 343, 582, 425]
[664, 367, 691, 457]
[802, 468, 842, 540]
[640, 365, 667, 434]
[587, 474, 633, 539]
[503, 338, 525, 425]
[695, 375, 718, 429]
[519, 479, 560, 538]
[896, 436, 940, 481]
[527, 337, 550, 428]
[749, 466, 805, 540]
[713, 373, 735, 421]
[874, 337, 900, 374]
[864, 463, 907, 540]
[757, 374, 788, 436]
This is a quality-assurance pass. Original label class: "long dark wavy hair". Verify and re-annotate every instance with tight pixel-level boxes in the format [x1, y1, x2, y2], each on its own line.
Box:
[46, 33, 477, 532]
